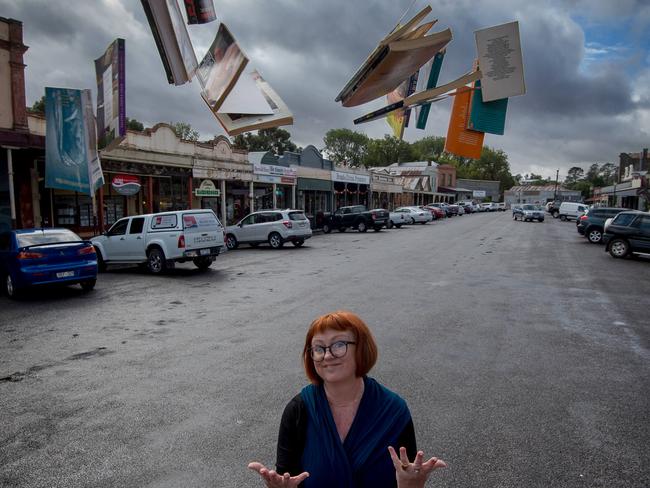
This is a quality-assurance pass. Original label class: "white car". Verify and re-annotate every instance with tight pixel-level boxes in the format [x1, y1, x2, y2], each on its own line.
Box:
[558, 202, 589, 221]
[394, 207, 433, 224]
[91, 210, 225, 273]
[225, 209, 312, 249]
[387, 211, 409, 229]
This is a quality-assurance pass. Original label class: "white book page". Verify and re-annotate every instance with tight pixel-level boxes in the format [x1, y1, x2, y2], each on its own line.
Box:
[475, 21, 525, 102]
[219, 70, 273, 114]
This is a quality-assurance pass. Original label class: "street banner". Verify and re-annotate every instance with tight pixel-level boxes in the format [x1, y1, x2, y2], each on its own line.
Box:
[94, 38, 126, 144]
[45, 87, 104, 196]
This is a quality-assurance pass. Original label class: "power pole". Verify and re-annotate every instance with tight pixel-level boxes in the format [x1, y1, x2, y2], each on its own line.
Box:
[553, 169, 559, 201]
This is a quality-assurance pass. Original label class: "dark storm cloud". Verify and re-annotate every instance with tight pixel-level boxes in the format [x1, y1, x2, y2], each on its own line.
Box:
[1, 0, 647, 177]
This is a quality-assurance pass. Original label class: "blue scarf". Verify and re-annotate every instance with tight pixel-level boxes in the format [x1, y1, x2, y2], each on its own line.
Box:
[300, 376, 411, 488]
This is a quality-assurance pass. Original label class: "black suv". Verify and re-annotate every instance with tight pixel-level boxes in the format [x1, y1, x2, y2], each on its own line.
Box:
[602, 211, 650, 258]
[576, 207, 626, 243]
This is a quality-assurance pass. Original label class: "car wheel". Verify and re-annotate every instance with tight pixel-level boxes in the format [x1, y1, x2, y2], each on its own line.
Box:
[338, 227, 346, 233]
[147, 247, 167, 274]
[420, 221, 427, 225]
[268, 232, 284, 249]
[410, 217, 415, 225]
[539, 218, 545, 222]
[322, 223, 331, 234]
[95, 248, 107, 272]
[387, 220, 394, 229]
[292, 239, 304, 247]
[512, 214, 516, 220]
[80, 279, 96, 292]
[373, 226, 381, 232]
[193, 257, 212, 270]
[609, 238, 629, 258]
[225, 234, 238, 250]
[560, 215, 567, 221]
[395, 224, 402, 229]
[552, 211, 559, 218]
[587, 228, 602, 244]
[358, 221, 367, 233]
[4, 273, 20, 299]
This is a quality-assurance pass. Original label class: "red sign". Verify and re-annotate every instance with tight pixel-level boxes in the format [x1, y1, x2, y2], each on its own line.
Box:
[111, 174, 141, 196]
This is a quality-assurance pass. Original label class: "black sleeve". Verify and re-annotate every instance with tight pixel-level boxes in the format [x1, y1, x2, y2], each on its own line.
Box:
[396, 418, 417, 460]
[275, 394, 307, 476]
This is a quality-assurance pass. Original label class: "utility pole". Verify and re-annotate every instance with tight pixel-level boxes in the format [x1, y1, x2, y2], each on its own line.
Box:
[553, 169, 559, 202]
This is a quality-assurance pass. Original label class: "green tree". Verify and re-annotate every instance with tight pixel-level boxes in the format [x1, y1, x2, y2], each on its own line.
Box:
[362, 135, 416, 167]
[232, 128, 297, 155]
[600, 162, 617, 185]
[565, 166, 585, 185]
[323, 128, 369, 167]
[126, 118, 144, 131]
[410, 136, 446, 161]
[172, 122, 199, 141]
[30, 95, 45, 113]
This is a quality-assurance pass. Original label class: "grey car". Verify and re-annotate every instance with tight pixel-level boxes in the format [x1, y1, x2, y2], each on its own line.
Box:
[225, 209, 312, 249]
[515, 204, 545, 222]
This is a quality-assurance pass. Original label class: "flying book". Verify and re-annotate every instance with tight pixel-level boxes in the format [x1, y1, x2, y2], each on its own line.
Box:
[475, 21, 525, 102]
[141, 0, 198, 85]
[467, 79, 508, 135]
[335, 5, 452, 107]
[213, 70, 293, 136]
[196, 23, 248, 114]
[415, 50, 445, 129]
[353, 70, 481, 125]
[445, 85, 484, 159]
[183, 0, 217, 24]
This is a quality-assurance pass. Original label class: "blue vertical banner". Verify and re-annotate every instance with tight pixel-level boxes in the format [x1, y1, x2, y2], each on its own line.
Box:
[45, 87, 104, 196]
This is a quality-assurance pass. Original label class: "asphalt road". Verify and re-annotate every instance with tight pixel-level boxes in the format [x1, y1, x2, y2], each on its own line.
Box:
[1, 212, 648, 488]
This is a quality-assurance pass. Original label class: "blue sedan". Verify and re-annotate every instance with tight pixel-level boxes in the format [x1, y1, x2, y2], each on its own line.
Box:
[0, 228, 98, 298]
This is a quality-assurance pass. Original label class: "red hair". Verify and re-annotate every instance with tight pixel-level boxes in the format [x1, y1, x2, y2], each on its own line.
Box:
[303, 311, 378, 384]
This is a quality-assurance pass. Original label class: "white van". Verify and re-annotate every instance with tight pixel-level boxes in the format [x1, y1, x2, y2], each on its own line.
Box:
[558, 202, 589, 221]
[91, 210, 225, 273]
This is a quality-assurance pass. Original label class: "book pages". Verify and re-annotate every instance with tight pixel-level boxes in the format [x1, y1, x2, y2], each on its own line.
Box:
[475, 21, 525, 102]
[218, 69, 274, 115]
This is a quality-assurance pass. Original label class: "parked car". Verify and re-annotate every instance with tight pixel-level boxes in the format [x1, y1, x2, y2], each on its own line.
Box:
[558, 202, 589, 221]
[512, 204, 523, 219]
[427, 203, 449, 217]
[457, 202, 474, 214]
[514, 204, 544, 222]
[323, 205, 389, 233]
[576, 207, 627, 244]
[394, 207, 433, 224]
[226, 209, 311, 249]
[92, 210, 225, 273]
[418, 206, 438, 220]
[497, 203, 507, 211]
[602, 211, 650, 258]
[387, 211, 408, 229]
[446, 204, 460, 216]
[424, 204, 446, 219]
[0, 228, 98, 298]
[480, 202, 495, 212]
[457, 204, 466, 215]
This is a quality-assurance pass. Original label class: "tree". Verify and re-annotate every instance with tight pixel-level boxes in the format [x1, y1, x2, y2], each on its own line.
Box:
[126, 118, 144, 131]
[30, 95, 45, 113]
[323, 128, 368, 167]
[173, 122, 199, 141]
[232, 128, 297, 155]
[600, 162, 617, 185]
[362, 135, 416, 167]
[411, 136, 446, 161]
[565, 166, 584, 185]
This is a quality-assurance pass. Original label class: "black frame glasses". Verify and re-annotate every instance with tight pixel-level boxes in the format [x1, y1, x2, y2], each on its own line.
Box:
[309, 341, 356, 362]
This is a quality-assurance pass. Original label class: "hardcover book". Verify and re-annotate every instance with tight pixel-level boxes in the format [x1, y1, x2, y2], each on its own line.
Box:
[467, 79, 508, 135]
[444, 85, 484, 159]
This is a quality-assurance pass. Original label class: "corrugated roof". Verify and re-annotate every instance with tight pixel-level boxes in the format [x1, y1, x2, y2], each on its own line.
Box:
[507, 185, 577, 192]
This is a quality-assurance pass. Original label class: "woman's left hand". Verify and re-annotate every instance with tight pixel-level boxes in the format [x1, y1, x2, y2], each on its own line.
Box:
[388, 446, 447, 488]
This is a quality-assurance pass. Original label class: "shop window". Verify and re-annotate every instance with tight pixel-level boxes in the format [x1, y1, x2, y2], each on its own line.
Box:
[104, 196, 125, 226]
[55, 194, 94, 227]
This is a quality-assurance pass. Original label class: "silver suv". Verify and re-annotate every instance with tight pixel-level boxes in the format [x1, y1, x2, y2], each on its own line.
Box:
[225, 209, 312, 249]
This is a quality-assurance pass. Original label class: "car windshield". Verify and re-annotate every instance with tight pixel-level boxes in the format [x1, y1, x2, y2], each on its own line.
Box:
[523, 205, 536, 210]
[16, 229, 82, 247]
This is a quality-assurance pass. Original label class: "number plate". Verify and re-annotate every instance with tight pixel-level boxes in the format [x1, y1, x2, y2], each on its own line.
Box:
[200, 248, 211, 256]
[56, 271, 75, 278]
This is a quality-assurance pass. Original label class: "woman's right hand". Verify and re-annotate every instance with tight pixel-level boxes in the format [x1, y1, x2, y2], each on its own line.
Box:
[248, 462, 310, 487]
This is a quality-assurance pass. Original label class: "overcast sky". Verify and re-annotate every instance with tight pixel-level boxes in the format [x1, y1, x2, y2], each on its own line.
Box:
[2, 0, 648, 178]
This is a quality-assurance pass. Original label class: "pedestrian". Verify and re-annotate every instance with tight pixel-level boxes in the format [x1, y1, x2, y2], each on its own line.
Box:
[248, 310, 447, 488]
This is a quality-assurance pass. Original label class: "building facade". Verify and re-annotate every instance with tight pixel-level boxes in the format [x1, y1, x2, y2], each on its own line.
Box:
[504, 185, 582, 206]
[456, 178, 501, 202]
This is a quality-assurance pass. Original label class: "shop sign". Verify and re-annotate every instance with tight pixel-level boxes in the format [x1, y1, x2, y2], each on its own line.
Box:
[111, 174, 141, 196]
[193, 167, 253, 181]
[253, 163, 297, 177]
[194, 179, 220, 197]
[473, 190, 486, 198]
[332, 171, 370, 185]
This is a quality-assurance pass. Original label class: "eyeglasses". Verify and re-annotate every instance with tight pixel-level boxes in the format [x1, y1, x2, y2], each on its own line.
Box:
[309, 341, 356, 362]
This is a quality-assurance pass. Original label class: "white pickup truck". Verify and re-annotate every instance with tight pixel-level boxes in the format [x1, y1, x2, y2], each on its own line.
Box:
[91, 210, 225, 273]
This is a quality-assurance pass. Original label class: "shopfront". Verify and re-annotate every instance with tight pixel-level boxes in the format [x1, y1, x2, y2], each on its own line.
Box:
[298, 177, 332, 217]
[252, 162, 296, 211]
[192, 165, 254, 225]
[332, 170, 370, 208]
[370, 173, 403, 210]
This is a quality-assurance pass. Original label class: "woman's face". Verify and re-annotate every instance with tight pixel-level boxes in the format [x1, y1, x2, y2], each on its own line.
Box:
[311, 328, 357, 385]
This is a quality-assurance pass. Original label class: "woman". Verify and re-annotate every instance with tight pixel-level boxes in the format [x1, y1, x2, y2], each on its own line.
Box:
[248, 311, 446, 487]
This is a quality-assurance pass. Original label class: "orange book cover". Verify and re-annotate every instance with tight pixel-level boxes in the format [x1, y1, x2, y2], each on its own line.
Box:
[444, 86, 484, 159]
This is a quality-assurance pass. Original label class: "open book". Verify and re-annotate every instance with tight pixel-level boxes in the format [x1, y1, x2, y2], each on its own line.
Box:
[335, 5, 452, 107]
[141, 0, 198, 85]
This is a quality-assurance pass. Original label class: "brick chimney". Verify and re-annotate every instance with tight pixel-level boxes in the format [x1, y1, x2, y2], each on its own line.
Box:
[2, 17, 29, 132]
